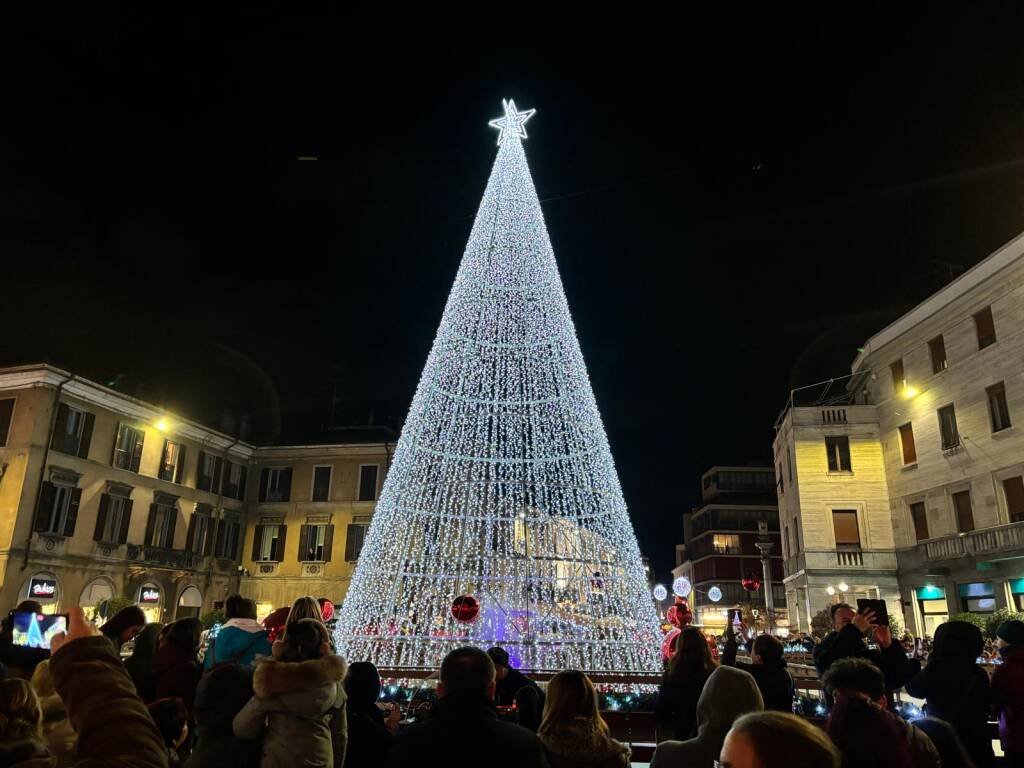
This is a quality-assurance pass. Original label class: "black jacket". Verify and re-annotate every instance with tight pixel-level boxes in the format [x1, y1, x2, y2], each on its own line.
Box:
[495, 669, 544, 732]
[654, 669, 710, 740]
[388, 691, 549, 768]
[813, 624, 916, 703]
[721, 636, 795, 712]
[344, 704, 395, 768]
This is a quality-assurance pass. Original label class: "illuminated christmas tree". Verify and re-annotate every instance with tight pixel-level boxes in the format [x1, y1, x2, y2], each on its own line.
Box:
[334, 100, 661, 674]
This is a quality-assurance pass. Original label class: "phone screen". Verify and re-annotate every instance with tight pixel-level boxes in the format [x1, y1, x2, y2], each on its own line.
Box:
[728, 608, 742, 627]
[11, 612, 67, 650]
[855, 599, 889, 626]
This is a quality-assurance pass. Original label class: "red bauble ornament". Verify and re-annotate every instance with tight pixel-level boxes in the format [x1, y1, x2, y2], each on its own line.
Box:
[742, 574, 762, 592]
[666, 596, 693, 629]
[451, 595, 480, 623]
[318, 597, 335, 622]
[661, 628, 681, 660]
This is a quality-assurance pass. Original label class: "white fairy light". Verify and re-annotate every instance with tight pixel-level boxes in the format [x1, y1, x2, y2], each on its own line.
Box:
[708, 586, 723, 603]
[334, 100, 661, 675]
[672, 577, 692, 597]
[652, 584, 668, 602]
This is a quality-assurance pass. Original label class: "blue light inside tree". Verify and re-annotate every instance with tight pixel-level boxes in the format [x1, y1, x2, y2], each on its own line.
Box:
[334, 100, 661, 674]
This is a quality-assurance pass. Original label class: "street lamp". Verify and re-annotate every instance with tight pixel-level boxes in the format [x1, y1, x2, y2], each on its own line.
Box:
[838, 581, 849, 593]
[826, 586, 836, 596]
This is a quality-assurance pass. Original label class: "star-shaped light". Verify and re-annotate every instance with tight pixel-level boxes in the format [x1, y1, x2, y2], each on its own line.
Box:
[488, 99, 536, 145]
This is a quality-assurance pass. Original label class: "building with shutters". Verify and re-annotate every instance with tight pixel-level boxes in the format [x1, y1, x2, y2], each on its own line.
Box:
[774, 231, 1024, 635]
[0, 364, 391, 623]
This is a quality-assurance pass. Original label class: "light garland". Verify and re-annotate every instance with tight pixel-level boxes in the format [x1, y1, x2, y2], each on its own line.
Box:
[334, 100, 661, 674]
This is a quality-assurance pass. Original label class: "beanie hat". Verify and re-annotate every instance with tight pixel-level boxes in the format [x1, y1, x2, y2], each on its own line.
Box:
[996, 619, 1024, 646]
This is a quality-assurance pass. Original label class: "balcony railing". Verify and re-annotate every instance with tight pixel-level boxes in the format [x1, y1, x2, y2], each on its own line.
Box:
[786, 549, 898, 574]
[898, 521, 1024, 570]
[126, 545, 200, 571]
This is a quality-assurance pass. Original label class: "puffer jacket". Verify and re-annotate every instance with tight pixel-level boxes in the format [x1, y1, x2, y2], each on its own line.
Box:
[539, 718, 630, 768]
[30, 661, 76, 767]
[233, 650, 348, 768]
[204, 620, 272, 671]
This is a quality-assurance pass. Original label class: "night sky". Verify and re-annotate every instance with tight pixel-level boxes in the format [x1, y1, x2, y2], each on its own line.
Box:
[5, 8, 1024, 578]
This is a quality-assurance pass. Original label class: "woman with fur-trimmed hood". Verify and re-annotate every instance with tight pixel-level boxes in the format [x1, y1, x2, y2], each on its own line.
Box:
[233, 618, 348, 768]
[538, 671, 630, 768]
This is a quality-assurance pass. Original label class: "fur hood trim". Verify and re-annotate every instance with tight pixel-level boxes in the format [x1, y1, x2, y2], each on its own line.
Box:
[540, 718, 631, 759]
[253, 654, 347, 698]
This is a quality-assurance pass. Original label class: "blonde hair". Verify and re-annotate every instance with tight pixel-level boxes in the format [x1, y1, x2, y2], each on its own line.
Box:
[286, 596, 323, 626]
[538, 670, 608, 738]
[0, 679, 42, 743]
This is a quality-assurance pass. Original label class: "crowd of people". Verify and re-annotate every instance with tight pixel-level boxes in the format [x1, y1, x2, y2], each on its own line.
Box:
[0, 595, 1018, 767]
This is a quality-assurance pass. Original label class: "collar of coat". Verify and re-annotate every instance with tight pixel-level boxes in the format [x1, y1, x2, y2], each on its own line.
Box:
[254, 654, 347, 698]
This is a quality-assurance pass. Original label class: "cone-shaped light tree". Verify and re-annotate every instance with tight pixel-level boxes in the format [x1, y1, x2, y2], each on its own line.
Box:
[334, 100, 661, 674]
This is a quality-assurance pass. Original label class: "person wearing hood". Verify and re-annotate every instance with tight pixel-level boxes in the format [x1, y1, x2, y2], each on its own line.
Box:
[99, 605, 146, 653]
[204, 596, 272, 671]
[906, 620, 992, 768]
[153, 619, 201, 712]
[992, 619, 1024, 767]
[233, 618, 348, 768]
[388, 646, 548, 768]
[487, 646, 544, 732]
[650, 665, 764, 768]
[537, 670, 629, 768]
[721, 623, 794, 712]
[184, 664, 258, 768]
[29, 660, 75, 767]
[343, 662, 397, 768]
[124, 623, 162, 702]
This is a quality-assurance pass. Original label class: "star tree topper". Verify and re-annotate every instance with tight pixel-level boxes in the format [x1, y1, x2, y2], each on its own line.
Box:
[488, 99, 536, 145]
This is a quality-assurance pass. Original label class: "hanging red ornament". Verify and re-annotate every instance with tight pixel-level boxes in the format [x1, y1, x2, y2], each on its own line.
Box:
[666, 596, 692, 629]
[451, 594, 481, 623]
[741, 574, 762, 592]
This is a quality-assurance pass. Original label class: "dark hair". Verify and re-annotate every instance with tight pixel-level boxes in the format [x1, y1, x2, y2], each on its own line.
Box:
[279, 618, 329, 662]
[914, 716, 976, 768]
[665, 627, 717, 685]
[148, 697, 188, 748]
[826, 696, 914, 768]
[100, 605, 147, 641]
[14, 601, 42, 615]
[830, 602, 853, 619]
[752, 634, 785, 665]
[165, 618, 202, 654]
[345, 662, 382, 708]
[224, 594, 254, 621]
[731, 711, 841, 768]
[486, 646, 510, 669]
[821, 657, 886, 701]
[440, 647, 495, 693]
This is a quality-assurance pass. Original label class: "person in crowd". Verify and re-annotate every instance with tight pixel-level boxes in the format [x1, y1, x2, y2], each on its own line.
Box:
[721, 623, 794, 712]
[914, 717, 978, 768]
[822, 657, 939, 768]
[124, 623, 162, 702]
[387, 646, 548, 768]
[487, 646, 544, 732]
[906, 620, 992, 768]
[651, 665, 763, 768]
[261, 608, 290, 643]
[148, 697, 189, 768]
[29, 659, 76, 767]
[285, 597, 325, 627]
[718, 711, 841, 768]
[204, 595, 272, 671]
[233, 618, 347, 768]
[992, 619, 1024, 768]
[185, 664, 258, 768]
[100, 605, 147, 653]
[153, 618, 202, 712]
[0, 678, 52, 767]
[0, 601, 46, 680]
[655, 626, 717, 741]
[343, 661, 398, 768]
[536, 670, 629, 768]
[813, 603, 915, 705]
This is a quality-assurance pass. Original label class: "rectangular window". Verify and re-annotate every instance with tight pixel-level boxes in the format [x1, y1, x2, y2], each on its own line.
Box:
[0, 398, 14, 447]
[259, 467, 292, 503]
[928, 335, 948, 374]
[146, 502, 177, 548]
[890, 359, 906, 395]
[312, 466, 332, 502]
[776, 464, 783, 494]
[159, 440, 186, 483]
[187, 508, 213, 555]
[952, 490, 975, 533]
[711, 533, 741, 554]
[832, 509, 861, 547]
[254, 524, 284, 561]
[214, 517, 240, 559]
[196, 452, 223, 493]
[910, 501, 929, 542]
[899, 423, 917, 465]
[938, 404, 960, 450]
[358, 465, 379, 502]
[345, 523, 367, 561]
[299, 523, 334, 562]
[112, 424, 145, 472]
[974, 306, 996, 349]
[51, 404, 95, 458]
[35, 482, 81, 537]
[825, 436, 852, 472]
[786, 446, 793, 483]
[987, 382, 1012, 433]
[1004, 476, 1024, 524]
[222, 462, 247, 501]
[94, 492, 132, 544]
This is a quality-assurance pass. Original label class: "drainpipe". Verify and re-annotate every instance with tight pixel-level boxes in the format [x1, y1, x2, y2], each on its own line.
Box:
[23, 372, 75, 571]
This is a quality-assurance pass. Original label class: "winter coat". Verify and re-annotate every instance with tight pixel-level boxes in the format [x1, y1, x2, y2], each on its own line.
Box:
[720, 636, 795, 712]
[651, 666, 764, 768]
[48, 634, 168, 768]
[992, 645, 1024, 753]
[152, 644, 200, 711]
[813, 624, 917, 704]
[914, 717, 977, 768]
[184, 665, 259, 768]
[203, 621, 272, 671]
[654, 669, 711, 741]
[30, 661, 76, 767]
[495, 669, 544, 732]
[387, 690, 550, 768]
[233, 652, 348, 768]
[342, 664, 394, 768]
[0, 740, 53, 768]
[124, 624, 162, 703]
[538, 717, 630, 768]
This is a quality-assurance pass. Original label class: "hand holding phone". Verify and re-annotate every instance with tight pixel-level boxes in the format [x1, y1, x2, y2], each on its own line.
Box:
[10, 612, 68, 650]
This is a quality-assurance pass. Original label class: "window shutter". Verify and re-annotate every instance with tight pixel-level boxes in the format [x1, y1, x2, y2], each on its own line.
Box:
[237, 466, 248, 501]
[166, 507, 178, 549]
[35, 483, 56, 532]
[203, 519, 215, 556]
[345, 524, 366, 562]
[50, 404, 69, 450]
[280, 468, 293, 502]
[298, 525, 310, 561]
[212, 457, 223, 494]
[130, 430, 144, 472]
[213, 520, 225, 557]
[119, 500, 133, 544]
[323, 524, 334, 562]
[64, 488, 81, 537]
[78, 412, 95, 459]
[274, 525, 288, 562]
[259, 469, 269, 503]
[252, 525, 264, 561]
[175, 445, 187, 484]
[185, 513, 197, 552]
[145, 504, 158, 546]
[94, 494, 110, 541]
[197, 451, 207, 490]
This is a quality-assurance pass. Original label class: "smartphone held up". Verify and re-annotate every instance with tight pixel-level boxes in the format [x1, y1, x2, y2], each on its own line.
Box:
[10, 611, 68, 650]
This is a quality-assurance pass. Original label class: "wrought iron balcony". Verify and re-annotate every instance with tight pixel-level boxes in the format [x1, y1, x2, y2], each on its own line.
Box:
[126, 544, 200, 571]
[897, 521, 1024, 570]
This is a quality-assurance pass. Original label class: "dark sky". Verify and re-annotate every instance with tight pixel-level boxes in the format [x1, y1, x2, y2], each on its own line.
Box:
[4, 7, 1024, 578]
